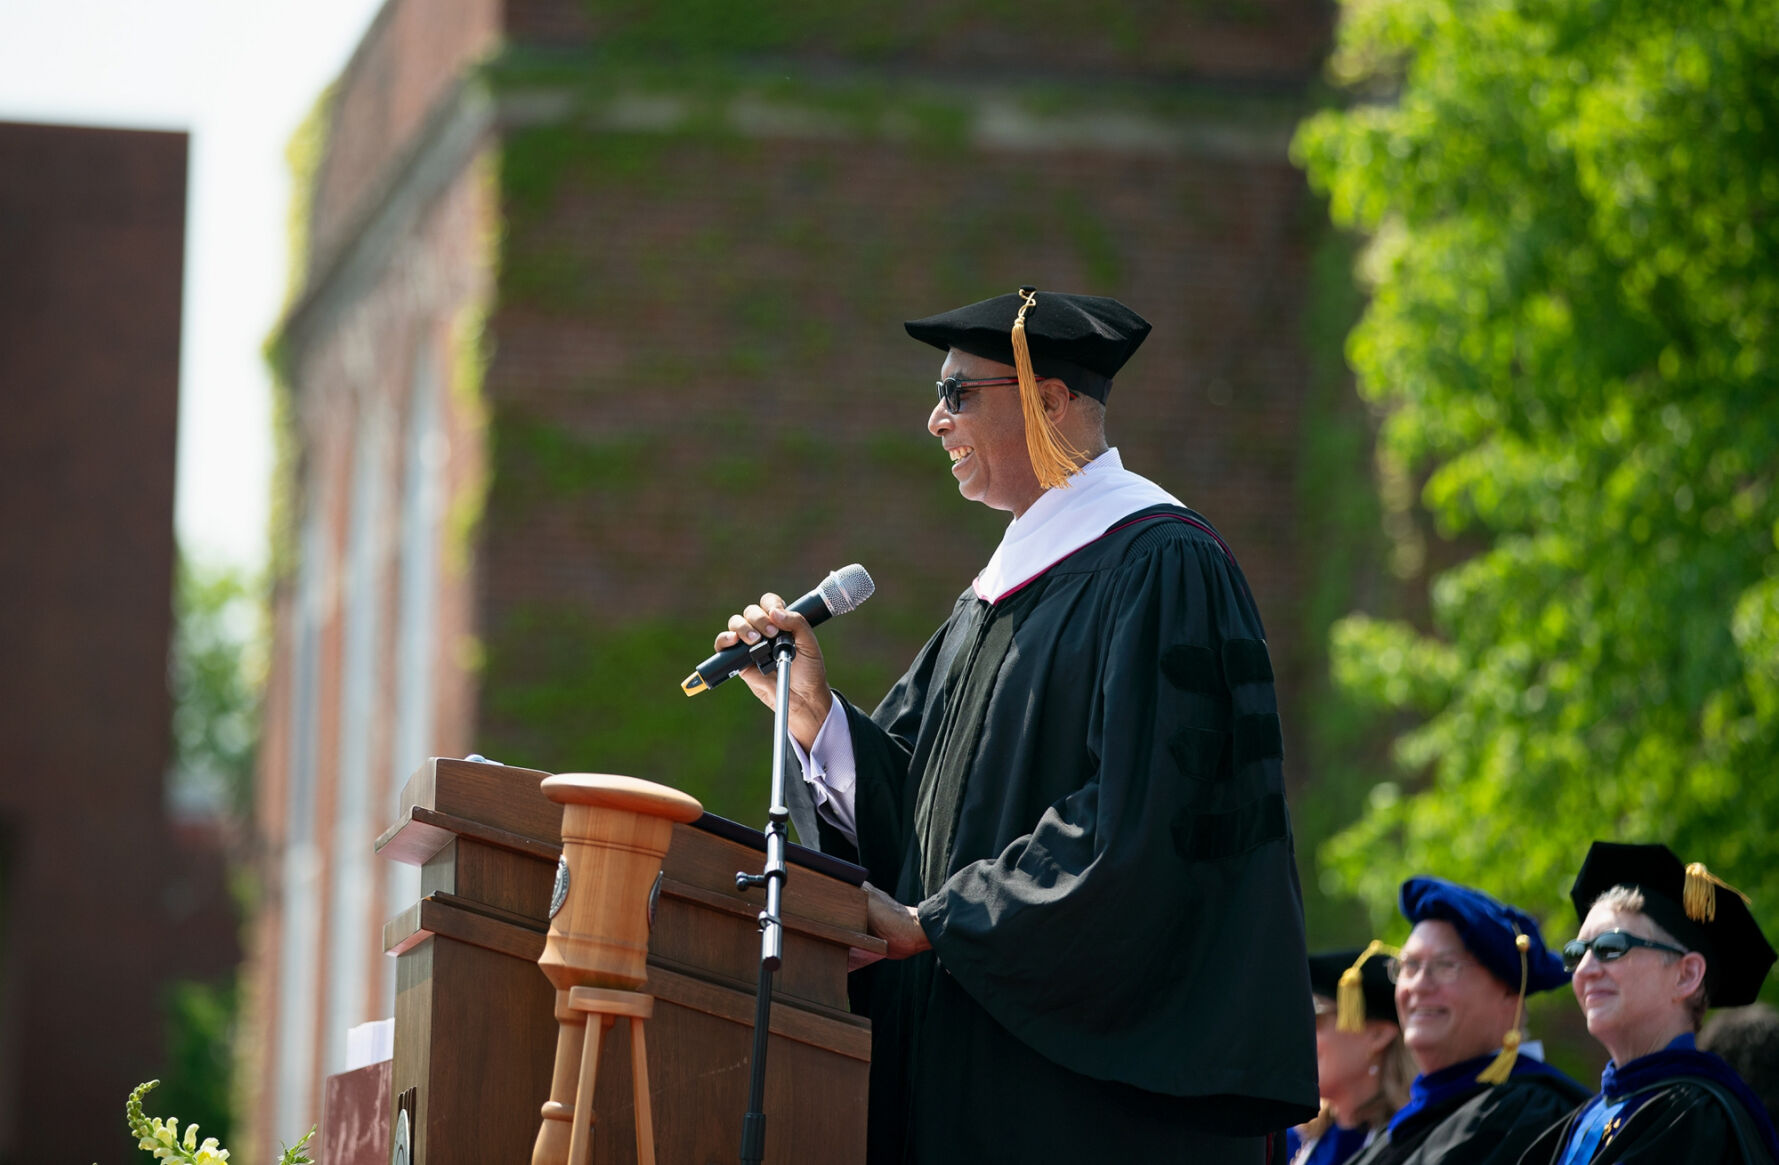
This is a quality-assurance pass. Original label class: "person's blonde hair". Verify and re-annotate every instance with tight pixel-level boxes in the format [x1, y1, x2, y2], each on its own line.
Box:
[1296, 1024, 1416, 1141]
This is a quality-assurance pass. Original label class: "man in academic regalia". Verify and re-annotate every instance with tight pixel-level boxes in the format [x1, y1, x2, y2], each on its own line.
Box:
[1345, 878, 1592, 1165]
[1519, 842, 1779, 1164]
[711, 289, 1318, 1163]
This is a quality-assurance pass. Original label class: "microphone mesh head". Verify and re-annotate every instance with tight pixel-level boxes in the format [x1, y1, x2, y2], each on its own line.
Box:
[819, 563, 876, 617]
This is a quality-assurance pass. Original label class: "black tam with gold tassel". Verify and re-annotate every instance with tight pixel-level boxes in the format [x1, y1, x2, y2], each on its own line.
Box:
[1569, 841, 1775, 1006]
[905, 287, 1153, 488]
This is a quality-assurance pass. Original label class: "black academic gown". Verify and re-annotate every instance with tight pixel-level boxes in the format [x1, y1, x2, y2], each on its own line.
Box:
[821, 504, 1318, 1165]
[1517, 1042, 1779, 1165]
[1519, 1079, 1777, 1164]
[1347, 1063, 1591, 1165]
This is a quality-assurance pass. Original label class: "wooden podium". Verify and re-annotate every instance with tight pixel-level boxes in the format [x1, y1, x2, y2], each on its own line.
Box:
[377, 758, 879, 1165]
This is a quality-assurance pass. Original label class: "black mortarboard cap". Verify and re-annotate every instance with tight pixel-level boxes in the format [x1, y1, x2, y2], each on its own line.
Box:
[903, 289, 1151, 404]
[1310, 946, 1397, 1027]
[1570, 841, 1776, 1007]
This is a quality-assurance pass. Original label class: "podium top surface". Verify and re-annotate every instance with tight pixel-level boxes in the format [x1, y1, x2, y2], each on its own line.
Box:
[378, 757, 866, 885]
[542, 773, 705, 822]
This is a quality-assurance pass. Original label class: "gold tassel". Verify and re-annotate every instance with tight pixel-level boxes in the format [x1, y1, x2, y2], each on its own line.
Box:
[1336, 966, 1366, 1033]
[1337, 939, 1399, 1033]
[1477, 1028, 1522, 1085]
[1477, 932, 1531, 1085]
[1010, 288, 1088, 492]
[1683, 861, 1752, 923]
[1685, 863, 1717, 922]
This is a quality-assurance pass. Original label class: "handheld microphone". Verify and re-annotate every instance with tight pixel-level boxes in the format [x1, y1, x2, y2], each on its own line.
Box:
[680, 564, 875, 696]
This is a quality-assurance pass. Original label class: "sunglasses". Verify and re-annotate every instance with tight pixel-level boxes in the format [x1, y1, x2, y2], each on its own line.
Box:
[1561, 930, 1689, 972]
[935, 375, 1020, 414]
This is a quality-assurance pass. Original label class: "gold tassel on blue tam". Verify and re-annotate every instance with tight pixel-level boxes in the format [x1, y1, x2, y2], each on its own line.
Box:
[1477, 931, 1531, 1085]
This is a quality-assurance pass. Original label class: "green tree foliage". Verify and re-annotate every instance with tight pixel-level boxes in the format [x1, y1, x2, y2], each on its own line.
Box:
[148, 981, 240, 1157]
[169, 556, 266, 819]
[160, 555, 263, 1148]
[1293, 0, 1779, 928]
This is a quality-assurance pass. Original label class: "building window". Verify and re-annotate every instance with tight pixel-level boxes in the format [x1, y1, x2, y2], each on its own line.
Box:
[383, 342, 443, 1008]
[273, 499, 328, 1144]
[325, 404, 388, 1074]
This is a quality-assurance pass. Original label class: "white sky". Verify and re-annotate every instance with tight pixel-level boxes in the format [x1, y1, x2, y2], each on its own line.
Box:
[0, 0, 388, 572]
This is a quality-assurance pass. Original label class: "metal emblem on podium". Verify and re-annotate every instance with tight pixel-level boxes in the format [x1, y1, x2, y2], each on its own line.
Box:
[391, 1105, 411, 1165]
[549, 853, 570, 920]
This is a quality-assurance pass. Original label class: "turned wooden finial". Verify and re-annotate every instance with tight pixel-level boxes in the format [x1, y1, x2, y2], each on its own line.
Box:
[531, 773, 702, 1165]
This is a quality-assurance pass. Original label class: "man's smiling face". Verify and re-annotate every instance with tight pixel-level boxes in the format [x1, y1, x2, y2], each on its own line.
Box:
[1394, 919, 1521, 1074]
[929, 348, 1044, 517]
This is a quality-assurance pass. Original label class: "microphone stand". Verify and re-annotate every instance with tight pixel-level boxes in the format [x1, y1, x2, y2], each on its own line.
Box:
[735, 632, 797, 1165]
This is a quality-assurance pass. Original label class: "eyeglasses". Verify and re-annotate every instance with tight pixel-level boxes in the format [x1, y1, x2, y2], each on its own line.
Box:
[1561, 930, 1689, 972]
[936, 375, 1019, 414]
[1385, 954, 1474, 985]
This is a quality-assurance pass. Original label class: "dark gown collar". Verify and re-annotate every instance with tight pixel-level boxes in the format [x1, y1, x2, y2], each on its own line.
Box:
[1601, 1033, 1779, 1158]
[1388, 1051, 1571, 1136]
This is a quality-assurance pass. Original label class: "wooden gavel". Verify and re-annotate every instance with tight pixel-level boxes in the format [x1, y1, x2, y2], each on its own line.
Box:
[532, 773, 703, 1165]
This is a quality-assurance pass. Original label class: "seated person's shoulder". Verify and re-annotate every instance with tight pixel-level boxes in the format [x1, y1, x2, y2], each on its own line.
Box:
[1647, 1078, 1770, 1145]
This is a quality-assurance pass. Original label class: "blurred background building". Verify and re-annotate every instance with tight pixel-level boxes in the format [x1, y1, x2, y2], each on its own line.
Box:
[0, 120, 239, 1165]
[8, 0, 1768, 1156]
[243, 0, 1400, 1155]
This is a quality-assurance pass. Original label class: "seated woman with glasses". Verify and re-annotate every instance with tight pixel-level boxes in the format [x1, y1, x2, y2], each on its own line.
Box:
[1521, 841, 1779, 1164]
[1342, 877, 1589, 1165]
[1286, 946, 1416, 1165]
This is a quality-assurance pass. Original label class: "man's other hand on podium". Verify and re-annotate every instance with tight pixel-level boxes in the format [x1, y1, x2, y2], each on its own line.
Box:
[862, 881, 932, 962]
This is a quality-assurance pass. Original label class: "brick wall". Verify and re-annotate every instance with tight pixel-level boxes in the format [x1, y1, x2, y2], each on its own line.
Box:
[503, 0, 1330, 84]
[0, 121, 236, 1165]
[477, 114, 1323, 816]
[304, 0, 501, 286]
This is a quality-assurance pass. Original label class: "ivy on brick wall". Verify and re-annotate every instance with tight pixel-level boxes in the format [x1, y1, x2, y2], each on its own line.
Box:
[564, 0, 1277, 65]
[264, 82, 340, 585]
[465, 50, 1386, 856]
[1286, 221, 1406, 946]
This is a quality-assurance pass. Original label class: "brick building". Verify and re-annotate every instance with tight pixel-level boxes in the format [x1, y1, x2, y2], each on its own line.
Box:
[0, 121, 238, 1165]
[247, 0, 1356, 1152]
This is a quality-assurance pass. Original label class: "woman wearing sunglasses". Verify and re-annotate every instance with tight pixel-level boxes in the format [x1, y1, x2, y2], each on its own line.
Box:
[1522, 841, 1779, 1163]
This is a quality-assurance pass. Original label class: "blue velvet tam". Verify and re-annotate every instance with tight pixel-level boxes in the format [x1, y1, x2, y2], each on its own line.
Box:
[1399, 876, 1570, 995]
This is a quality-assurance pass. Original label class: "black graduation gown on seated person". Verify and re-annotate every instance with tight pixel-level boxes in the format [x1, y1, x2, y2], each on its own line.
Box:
[1346, 1065, 1591, 1165]
[1518, 1074, 1779, 1163]
[818, 504, 1319, 1165]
